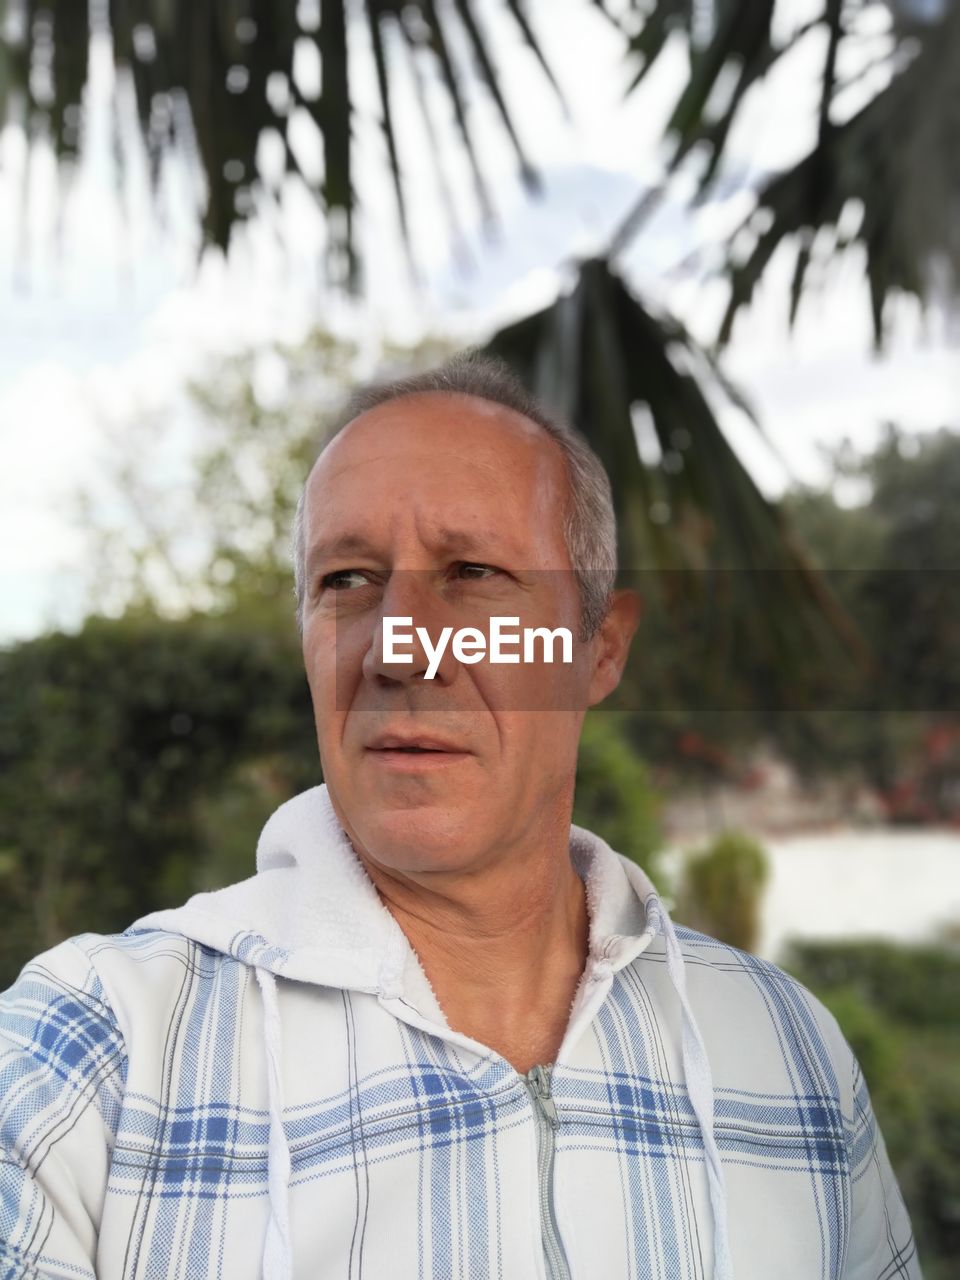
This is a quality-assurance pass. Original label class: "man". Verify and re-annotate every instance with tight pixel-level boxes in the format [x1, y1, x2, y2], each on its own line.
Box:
[0, 352, 920, 1279]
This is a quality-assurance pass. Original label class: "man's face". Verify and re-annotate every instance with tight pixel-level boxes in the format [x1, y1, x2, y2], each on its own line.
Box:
[300, 391, 633, 877]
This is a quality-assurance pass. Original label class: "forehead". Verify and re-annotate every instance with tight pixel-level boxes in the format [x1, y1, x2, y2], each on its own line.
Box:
[303, 391, 570, 554]
[322, 389, 558, 469]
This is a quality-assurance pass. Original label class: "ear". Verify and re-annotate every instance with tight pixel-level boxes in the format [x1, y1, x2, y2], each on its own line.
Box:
[587, 589, 641, 707]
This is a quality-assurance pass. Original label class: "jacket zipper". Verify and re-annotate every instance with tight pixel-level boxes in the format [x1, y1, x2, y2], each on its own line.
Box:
[524, 1063, 572, 1280]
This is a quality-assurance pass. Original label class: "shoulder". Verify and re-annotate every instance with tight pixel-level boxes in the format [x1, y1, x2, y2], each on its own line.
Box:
[670, 919, 817, 994]
[642, 920, 856, 1112]
[0, 935, 137, 1148]
[3, 927, 229, 995]
[670, 918, 836, 1007]
[0, 929, 239, 1075]
[673, 919, 849, 1045]
[0, 934, 128, 1057]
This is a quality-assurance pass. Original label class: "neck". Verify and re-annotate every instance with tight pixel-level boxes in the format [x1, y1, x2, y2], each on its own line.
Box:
[357, 823, 591, 1075]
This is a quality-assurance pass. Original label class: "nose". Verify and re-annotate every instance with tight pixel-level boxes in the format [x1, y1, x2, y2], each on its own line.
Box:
[362, 570, 460, 687]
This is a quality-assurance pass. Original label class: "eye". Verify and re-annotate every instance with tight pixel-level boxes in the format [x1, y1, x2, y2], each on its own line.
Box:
[320, 569, 370, 591]
[455, 562, 501, 580]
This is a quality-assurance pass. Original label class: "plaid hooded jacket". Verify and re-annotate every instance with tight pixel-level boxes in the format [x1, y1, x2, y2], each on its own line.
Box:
[1, 784, 920, 1279]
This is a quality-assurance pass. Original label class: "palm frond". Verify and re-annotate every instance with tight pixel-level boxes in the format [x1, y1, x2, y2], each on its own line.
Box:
[486, 257, 865, 696]
[448, 0, 538, 191]
[663, 0, 777, 183]
[317, 2, 354, 282]
[625, 1, 829, 185]
[363, 3, 409, 282]
[397, 14, 472, 272]
[416, 0, 496, 230]
[620, 0, 960, 342]
[501, 0, 570, 114]
[626, 0, 689, 96]
[718, 3, 960, 346]
[4, 0, 561, 279]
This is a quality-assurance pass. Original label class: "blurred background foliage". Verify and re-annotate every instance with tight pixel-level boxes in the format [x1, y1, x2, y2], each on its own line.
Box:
[2, 0, 958, 1272]
[786, 941, 960, 1267]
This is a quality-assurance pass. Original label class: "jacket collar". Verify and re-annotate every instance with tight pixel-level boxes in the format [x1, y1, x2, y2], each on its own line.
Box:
[131, 783, 662, 1015]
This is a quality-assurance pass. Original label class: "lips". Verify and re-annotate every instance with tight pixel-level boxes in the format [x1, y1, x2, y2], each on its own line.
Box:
[364, 732, 471, 771]
[366, 733, 468, 753]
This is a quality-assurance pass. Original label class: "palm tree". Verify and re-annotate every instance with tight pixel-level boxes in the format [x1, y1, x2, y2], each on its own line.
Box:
[3, 0, 956, 668]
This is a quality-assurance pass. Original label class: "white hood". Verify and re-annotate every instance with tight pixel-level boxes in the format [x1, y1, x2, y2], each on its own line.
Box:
[135, 783, 663, 1010]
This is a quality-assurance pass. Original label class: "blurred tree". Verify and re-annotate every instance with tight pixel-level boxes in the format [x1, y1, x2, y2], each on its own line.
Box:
[780, 427, 960, 809]
[783, 938, 960, 1029]
[785, 941, 960, 1275]
[0, 613, 318, 988]
[857, 429, 960, 724]
[573, 710, 663, 878]
[76, 328, 455, 622]
[675, 828, 770, 951]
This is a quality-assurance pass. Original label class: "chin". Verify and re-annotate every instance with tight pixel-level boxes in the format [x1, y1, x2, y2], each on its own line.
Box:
[354, 803, 478, 872]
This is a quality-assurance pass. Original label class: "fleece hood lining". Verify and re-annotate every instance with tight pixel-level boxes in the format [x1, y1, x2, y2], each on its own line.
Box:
[132, 786, 652, 1007]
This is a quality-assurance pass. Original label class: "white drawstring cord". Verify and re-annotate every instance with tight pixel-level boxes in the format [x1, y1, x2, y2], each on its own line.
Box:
[256, 967, 293, 1280]
[657, 903, 734, 1280]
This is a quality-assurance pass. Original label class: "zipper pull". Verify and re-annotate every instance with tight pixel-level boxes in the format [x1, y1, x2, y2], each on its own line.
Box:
[526, 1063, 560, 1129]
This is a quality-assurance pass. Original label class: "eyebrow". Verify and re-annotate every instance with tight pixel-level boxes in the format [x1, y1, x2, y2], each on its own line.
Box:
[305, 527, 516, 573]
[306, 534, 382, 574]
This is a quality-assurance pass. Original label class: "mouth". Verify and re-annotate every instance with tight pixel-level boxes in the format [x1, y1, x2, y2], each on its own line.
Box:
[367, 733, 466, 752]
[364, 735, 472, 769]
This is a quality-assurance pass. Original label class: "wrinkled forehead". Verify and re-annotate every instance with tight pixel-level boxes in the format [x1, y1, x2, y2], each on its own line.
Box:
[303, 391, 571, 548]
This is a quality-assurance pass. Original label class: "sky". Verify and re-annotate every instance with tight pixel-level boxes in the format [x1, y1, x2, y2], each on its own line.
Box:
[0, 0, 957, 643]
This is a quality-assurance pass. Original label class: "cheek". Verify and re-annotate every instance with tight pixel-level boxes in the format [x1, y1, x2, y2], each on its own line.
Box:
[493, 708, 583, 777]
[473, 647, 588, 715]
[304, 624, 365, 714]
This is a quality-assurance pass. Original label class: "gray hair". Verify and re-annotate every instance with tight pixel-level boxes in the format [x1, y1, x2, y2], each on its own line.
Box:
[292, 350, 617, 641]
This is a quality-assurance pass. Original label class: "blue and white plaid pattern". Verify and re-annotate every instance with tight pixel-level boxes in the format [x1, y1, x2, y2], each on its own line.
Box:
[1, 925, 920, 1279]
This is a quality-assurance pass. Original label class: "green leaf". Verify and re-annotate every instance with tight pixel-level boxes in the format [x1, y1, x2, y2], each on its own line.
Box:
[719, 4, 960, 347]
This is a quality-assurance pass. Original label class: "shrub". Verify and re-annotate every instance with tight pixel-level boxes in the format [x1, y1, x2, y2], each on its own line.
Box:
[0, 613, 318, 987]
[573, 711, 662, 880]
[783, 940, 960, 1028]
[676, 829, 770, 952]
[782, 943, 960, 1276]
